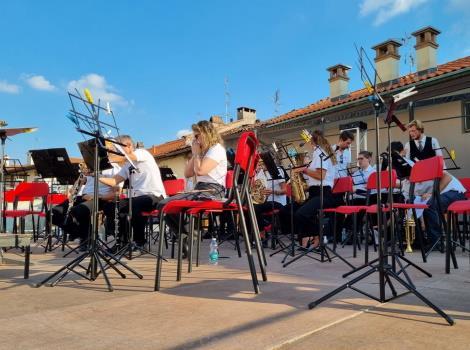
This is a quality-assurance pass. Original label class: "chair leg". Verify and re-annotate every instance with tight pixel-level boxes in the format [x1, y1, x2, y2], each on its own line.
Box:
[154, 214, 166, 291]
[176, 213, 184, 282]
[188, 214, 195, 273]
[24, 245, 30, 279]
[196, 213, 202, 267]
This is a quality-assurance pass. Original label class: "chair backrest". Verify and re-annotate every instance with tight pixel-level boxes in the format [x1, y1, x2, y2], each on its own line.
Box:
[367, 170, 397, 191]
[47, 193, 68, 205]
[225, 170, 234, 190]
[458, 177, 470, 199]
[163, 179, 185, 196]
[229, 132, 259, 204]
[332, 176, 353, 194]
[14, 182, 49, 199]
[409, 156, 444, 183]
[234, 131, 259, 178]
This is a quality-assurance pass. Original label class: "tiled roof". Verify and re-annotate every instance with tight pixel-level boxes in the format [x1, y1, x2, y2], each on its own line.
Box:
[263, 55, 470, 126]
[149, 55, 470, 157]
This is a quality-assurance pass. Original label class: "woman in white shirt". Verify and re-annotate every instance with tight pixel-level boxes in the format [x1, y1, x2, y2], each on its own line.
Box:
[157, 120, 227, 247]
[294, 130, 337, 249]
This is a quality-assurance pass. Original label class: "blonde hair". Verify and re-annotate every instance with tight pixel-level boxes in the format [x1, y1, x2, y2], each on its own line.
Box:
[191, 120, 223, 154]
[311, 130, 337, 165]
[406, 119, 424, 132]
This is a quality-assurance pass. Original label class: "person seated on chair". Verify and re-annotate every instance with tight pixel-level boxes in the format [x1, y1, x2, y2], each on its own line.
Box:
[66, 161, 122, 250]
[98, 135, 167, 250]
[332, 130, 354, 179]
[420, 172, 466, 250]
[293, 130, 336, 249]
[252, 159, 287, 245]
[341, 150, 375, 239]
[404, 120, 442, 162]
[156, 120, 227, 255]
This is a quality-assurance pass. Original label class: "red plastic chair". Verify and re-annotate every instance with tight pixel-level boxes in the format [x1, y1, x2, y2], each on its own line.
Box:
[458, 178, 470, 199]
[155, 132, 266, 293]
[163, 178, 185, 196]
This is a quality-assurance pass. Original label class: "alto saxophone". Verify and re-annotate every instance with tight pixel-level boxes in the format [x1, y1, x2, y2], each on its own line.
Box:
[404, 209, 416, 253]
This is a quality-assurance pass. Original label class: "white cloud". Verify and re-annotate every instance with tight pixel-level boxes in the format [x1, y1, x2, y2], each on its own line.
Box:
[24, 75, 56, 91]
[176, 129, 192, 138]
[67, 73, 128, 107]
[0, 80, 20, 94]
[359, 0, 429, 26]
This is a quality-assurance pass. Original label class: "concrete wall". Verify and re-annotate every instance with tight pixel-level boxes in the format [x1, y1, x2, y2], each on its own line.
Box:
[156, 153, 188, 179]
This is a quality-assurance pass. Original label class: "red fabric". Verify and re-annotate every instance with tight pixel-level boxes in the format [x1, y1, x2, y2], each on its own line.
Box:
[332, 205, 368, 214]
[366, 205, 391, 214]
[141, 209, 160, 217]
[14, 182, 49, 198]
[392, 203, 428, 210]
[409, 156, 444, 183]
[163, 179, 185, 196]
[447, 200, 470, 214]
[262, 209, 280, 216]
[333, 177, 353, 194]
[458, 177, 470, 199]
[367, 170, 397, 191]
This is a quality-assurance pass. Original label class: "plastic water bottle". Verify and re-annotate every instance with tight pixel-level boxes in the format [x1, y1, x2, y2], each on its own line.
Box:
[209, 238, 219, 265]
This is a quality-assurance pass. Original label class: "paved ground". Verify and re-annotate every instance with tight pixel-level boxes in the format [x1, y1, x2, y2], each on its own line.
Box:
[1, 239, 469, 350]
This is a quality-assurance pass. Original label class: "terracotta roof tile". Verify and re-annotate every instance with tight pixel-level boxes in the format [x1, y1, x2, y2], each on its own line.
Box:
[150, 55, 470, 156]
[263, 55, 470, 126]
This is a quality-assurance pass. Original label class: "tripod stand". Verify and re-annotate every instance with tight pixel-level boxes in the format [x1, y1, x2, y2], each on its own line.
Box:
[34, 91, 143, 291]
[307, 96, 454, 325]
[282, 143, 355, 269]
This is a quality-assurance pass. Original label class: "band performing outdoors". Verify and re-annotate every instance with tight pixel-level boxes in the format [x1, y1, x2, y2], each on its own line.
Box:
[2, 67, 470, 331]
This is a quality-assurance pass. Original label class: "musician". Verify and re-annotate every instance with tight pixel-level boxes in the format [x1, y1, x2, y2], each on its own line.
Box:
[404, 119, 442, 162]
[332, 130, 354, 178]
[253, 159, 287, 243]
[294, 130, 337, 249]
[342, 151, 375, 237]
[156, 120, 227, 243]
[98, 135, 167, 249]
[420, 172, 466, 249]
[66, 162, 122, 250]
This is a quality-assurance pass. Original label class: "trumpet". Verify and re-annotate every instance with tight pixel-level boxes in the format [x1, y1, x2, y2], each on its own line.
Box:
[404, 209, 416, 253]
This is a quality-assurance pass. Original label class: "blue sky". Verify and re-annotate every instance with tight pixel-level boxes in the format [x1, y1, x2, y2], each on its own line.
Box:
[1, 0, 469, 163]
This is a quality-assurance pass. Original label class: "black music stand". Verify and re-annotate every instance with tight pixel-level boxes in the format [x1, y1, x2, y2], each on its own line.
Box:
[29, 148, 80, 251]
[34, 90, 143, 291]
[259, 148, 285, 250]
[78, 139, 113, 172]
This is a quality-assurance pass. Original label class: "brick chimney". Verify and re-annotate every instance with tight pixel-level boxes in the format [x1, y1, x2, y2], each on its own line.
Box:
[327, 64, 351, 98]
[412, 26, 440, 72]
[210, 115, 225, 127]
[236, 107, 256, 123]
[372, 39, 402, 82]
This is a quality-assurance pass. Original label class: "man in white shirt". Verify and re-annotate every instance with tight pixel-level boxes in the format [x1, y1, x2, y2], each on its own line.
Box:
[422, 172, 466, 248]
[66, 162, 122, 250]
[332, 130, 354, 178]
[404, 119, 442, 162]
[99, 135, 167, 248]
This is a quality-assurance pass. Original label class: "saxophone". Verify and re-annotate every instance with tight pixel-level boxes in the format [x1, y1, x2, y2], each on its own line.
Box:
[289, 129, 311, 204]
[251, 177, 267, 204]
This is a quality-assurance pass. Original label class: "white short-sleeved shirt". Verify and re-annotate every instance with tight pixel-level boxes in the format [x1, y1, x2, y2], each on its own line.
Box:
[332, 145, 352, 178]
[197, 143, 227, 187]
[118, 149, 167, 198]
[255, 167, 287, 206]
[82, 163, 121, 197]
[441, 175, 466, 195]
[305, 146, 335, 188]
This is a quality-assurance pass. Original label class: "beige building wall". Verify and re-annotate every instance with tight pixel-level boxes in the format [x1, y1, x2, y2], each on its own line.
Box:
[156, 153, 188, 179]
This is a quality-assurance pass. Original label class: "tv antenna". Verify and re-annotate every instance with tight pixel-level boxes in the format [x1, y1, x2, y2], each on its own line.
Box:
[273, 89, 281, 115]
[401, 33, 415, 74]
[224, 76, 231, 123]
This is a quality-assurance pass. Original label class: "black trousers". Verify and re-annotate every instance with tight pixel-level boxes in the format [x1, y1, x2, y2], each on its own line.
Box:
[67, 199, 115, 241]
[294, 186, 337, 239]
[254, 201, 284, 231]
[119, 194, 163, 244]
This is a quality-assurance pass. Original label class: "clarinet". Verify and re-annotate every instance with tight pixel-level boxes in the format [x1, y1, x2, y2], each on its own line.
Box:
[63, 166, 86, 226]
[114, 187, 121, 240]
